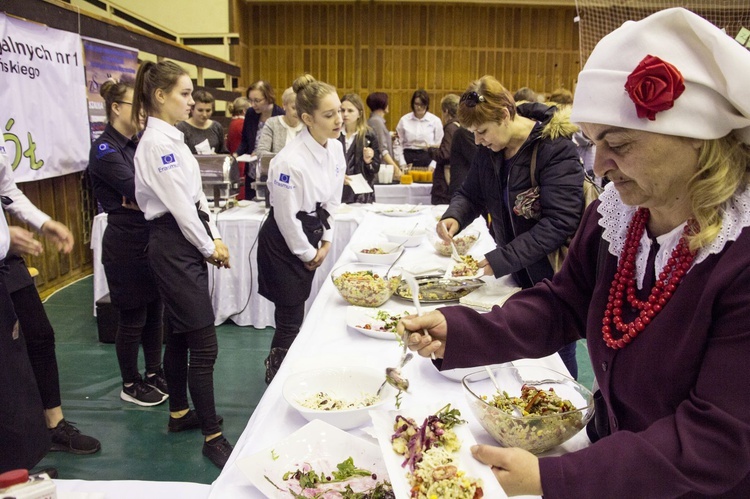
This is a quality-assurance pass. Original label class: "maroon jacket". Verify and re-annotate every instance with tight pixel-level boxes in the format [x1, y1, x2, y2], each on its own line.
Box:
[440, 200, 750, 498]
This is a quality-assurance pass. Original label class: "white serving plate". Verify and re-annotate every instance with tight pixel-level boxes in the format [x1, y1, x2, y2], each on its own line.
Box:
[370, 407, 507, 499]
[236, 419, 390, 498]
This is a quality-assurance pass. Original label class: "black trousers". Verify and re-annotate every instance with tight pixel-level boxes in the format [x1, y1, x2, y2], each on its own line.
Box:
[0, 277, 50, 472]
[163, 320, 221, 436]
[116, 299, 164, 384]
[270, 303, 306, 351]
[10, 282, 61, 409]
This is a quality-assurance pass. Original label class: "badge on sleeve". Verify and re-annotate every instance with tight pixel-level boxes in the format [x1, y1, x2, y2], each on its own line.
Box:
[96, 142, 117, 159]
[273, 172, 295, 190]
[158, 153, 179, 172]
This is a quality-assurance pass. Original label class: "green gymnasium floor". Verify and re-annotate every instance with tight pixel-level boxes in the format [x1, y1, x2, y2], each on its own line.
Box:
[34, 275, 594, 484]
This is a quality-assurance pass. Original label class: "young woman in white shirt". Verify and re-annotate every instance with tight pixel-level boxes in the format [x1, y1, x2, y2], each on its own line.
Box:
[132, 60, 233, 469]
[257, 74, 345, 383]
[396, 89, 444, 166]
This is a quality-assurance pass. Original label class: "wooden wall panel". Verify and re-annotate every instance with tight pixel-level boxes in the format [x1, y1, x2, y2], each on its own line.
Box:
[234, 2, 579, 122]
[5, 172, 94, 298]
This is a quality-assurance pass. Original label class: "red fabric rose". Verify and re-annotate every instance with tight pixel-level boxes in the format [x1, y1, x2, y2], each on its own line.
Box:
[624, 55, 685, 121]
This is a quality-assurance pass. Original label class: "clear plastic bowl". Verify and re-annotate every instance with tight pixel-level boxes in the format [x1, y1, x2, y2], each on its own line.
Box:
[331, 263, 402, 307]
[428, 228, 480, 257]
[462, 364, 594, 454]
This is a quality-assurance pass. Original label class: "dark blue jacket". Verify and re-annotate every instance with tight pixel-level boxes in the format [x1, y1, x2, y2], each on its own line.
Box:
[443, 103, 584, 288]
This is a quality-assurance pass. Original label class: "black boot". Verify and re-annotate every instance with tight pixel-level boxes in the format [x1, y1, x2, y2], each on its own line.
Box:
[264, 347, 288, 384]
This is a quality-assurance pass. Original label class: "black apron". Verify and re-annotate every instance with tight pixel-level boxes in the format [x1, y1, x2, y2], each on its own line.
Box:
[403, 149, 432, 167]
[147, 205, 214, 333]
[0, 268, 50, 472]
[257, 204, 329, 306]
[3, 254, 33, 294]
[102, 211, 159, 310]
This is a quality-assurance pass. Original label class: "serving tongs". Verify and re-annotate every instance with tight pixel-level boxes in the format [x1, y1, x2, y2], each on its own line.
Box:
[409, 274, 485, 293]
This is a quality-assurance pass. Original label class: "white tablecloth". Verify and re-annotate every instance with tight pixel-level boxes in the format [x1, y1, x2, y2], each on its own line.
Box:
[55, 479, 209, 499]
[207, 208, 589, 498]
[373, 183, 432, 205]
[90, 202, 364, 327]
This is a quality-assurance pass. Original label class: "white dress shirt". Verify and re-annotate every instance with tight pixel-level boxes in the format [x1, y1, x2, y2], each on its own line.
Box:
[267, 127, 345, 263]
[0, 204, 9, 260]
[0, 148, 51, 232]
[396, 111, 444, 149]
[134, 117, 220, 258]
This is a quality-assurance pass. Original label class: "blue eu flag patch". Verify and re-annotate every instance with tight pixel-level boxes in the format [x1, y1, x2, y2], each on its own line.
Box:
[161, 153, 176, 165]
[96, 142, 117, 159]
[279, 173, 290, 183]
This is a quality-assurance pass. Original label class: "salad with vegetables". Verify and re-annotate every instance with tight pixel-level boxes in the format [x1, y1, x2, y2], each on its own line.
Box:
[265, 457, 395, 498]
[390, 405, 484, 499]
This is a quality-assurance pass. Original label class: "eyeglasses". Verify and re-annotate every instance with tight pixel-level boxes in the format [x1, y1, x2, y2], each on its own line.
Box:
[115, 101, 133, 106]
[249, 98, 266, 105]
[460, 91, 485, 108]
[413, 101, 426, 108]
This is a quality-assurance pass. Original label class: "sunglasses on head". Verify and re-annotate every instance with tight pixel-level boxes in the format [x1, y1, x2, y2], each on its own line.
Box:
[460, 91, 485, 108]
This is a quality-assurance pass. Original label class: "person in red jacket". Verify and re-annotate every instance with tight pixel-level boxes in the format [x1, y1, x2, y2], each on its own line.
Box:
[402, 8, 750, 498]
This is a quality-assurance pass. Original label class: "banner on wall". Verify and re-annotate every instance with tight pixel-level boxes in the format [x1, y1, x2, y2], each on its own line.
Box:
[82, 38, 139, 141]
[0, 13, 89, 182]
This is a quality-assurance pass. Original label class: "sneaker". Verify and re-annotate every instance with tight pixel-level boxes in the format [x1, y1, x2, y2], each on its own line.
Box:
[168, 409, 224, 432]
[144, 369, 169, 395]
[120, 378, 168, 407]
[202, 436, 233, 469]
[49, 420, 101, 455]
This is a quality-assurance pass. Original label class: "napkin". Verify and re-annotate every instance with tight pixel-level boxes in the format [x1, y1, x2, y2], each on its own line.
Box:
[194, 138, 214, 155]
[348, 173, 374, 194]
[459, 276, 521, 310]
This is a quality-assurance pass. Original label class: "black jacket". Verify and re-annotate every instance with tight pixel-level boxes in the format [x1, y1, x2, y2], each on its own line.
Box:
[443, 103, 583, 288]
[237, 104, 284, 157]
[339, 129, 381, 204]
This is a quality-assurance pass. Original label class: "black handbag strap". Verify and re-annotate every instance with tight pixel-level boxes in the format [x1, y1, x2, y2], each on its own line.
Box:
[528, 142, 540, 188]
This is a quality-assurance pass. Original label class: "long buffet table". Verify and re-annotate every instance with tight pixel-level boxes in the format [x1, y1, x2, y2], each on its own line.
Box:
[207, 208, 590, 498]
[91, 183, 433, 328]
[53, 479, 209, 498]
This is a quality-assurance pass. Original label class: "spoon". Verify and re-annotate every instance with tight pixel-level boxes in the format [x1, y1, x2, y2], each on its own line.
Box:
[485, 366, 523, 418]
[376, 331, 414, 397]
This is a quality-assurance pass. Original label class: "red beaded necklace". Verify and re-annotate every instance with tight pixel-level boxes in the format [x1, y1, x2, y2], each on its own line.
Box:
[601, 208, 697, 350]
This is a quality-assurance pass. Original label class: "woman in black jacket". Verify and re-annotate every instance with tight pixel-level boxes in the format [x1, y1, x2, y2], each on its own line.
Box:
[338, 93, 380, 203]
[236, 80, 284, 198]
[439, 75, 584, 377]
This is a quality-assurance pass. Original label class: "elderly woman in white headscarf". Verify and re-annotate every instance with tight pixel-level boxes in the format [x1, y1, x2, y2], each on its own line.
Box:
[400, 8, 750, 497]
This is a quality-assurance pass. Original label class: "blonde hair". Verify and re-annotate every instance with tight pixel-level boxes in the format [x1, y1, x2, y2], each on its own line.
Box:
[292, 74, 336, 118]
[341, 93, 370, 149]
[458, 75, 516, 128]
[281, 87, 295, 106]
[688, 135, 750, 250]
[440, 94, 460, 120]
[228, 96, 250, 116]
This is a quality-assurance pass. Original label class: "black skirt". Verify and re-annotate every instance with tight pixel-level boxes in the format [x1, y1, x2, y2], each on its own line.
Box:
[147, 212, 214, 333]
[102, 212, 159, 310]
[257, 208, 325, 306]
